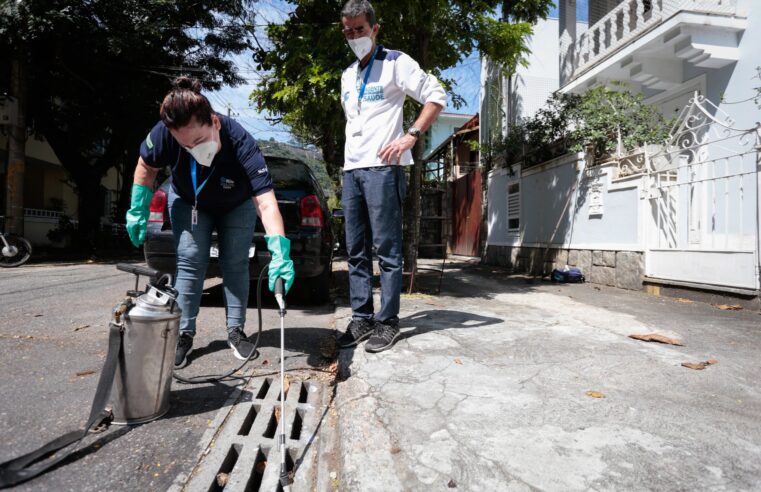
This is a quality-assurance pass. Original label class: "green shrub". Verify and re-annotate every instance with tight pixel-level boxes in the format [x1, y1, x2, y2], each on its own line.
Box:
[501, 83, 672, 167]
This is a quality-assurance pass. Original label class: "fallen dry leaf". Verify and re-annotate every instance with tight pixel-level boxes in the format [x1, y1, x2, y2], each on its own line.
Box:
[714, 304, 742, 311]
[275, 406, 281, 423]
[448, 478, 458, 488]
[586, 391, 605, 398]
[76, 370, 96, 377]
[454, 359, 463, 365]
[283, 375, 290, 396]
[682, 359, 719, 370]
[674, 298, 694, 304]
[254, 461, 267, 474]
[390, 447, 401, 454]
[215, 473, 229, 487]
[629, 333, 683, 346]
[261, 359, 270, 366]
[73, 324, 90, 332]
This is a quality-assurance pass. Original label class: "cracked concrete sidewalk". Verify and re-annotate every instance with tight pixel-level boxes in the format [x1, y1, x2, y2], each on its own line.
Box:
[331, 258, 761, 491]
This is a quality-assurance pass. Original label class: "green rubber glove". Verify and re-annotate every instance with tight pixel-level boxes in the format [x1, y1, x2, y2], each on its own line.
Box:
[126, 183, 153, 247]
[265, 234, 295, 294]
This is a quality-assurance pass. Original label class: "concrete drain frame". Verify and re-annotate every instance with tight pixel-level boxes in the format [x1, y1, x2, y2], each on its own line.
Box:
[178, 375, 327, 492]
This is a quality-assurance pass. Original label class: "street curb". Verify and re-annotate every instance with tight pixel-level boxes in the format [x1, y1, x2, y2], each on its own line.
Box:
[313, 301, 342, 492]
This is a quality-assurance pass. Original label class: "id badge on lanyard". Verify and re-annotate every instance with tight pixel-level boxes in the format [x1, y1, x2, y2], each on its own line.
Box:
[190, 158, 213, 232]
[349, 115, 364, 137]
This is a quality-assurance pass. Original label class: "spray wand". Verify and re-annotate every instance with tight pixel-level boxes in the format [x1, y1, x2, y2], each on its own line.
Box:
[274, 277, 291, 491]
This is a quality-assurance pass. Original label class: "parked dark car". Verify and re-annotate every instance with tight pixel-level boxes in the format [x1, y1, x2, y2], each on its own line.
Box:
[143, 146, 334, 301]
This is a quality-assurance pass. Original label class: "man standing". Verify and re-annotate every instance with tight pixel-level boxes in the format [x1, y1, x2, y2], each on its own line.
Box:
[337, 0, 446, 353]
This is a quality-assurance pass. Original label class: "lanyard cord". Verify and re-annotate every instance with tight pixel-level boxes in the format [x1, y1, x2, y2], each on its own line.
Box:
[357, 45, 381, 113]
[190, 158, 215, 204]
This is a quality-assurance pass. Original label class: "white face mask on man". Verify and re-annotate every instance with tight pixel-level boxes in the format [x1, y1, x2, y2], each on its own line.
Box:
[348, 36, 373, 61]
[185, 129, 218, 167]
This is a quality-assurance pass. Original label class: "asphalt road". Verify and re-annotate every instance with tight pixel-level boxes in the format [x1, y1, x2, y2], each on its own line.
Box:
[0, 262, 335, 492]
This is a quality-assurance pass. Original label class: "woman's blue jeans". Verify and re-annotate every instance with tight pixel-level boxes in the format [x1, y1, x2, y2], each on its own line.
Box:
[341, 165, 406, 324]
[168, 191, 256, 337]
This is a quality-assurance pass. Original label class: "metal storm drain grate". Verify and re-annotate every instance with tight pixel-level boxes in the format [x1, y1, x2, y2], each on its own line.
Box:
[181, 376, 326, 492]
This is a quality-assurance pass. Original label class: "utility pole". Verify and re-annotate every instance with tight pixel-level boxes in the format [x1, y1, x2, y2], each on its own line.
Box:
[6, 58, 27, 235]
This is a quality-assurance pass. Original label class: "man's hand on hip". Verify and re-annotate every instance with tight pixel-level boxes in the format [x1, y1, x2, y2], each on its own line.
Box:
[378, 134, 417, 165]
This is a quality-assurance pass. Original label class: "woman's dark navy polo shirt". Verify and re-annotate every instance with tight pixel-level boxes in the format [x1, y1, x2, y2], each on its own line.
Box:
[139, 115, 273, 213]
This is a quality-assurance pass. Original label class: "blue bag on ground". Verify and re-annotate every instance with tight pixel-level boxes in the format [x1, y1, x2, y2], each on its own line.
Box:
[551, 266, 585, 283]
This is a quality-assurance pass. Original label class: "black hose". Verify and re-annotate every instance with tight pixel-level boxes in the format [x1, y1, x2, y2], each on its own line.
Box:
[172, 264, 269, 384]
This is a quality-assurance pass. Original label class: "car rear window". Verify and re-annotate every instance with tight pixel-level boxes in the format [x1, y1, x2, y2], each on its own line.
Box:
[267, 158, 312, 189]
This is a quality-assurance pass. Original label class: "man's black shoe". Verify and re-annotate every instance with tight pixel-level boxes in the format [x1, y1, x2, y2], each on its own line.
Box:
[175, 333, 194, 368]
[337, 318, 376, 348]
[228, 327, 256, 360]
[365, 321, 400, 353]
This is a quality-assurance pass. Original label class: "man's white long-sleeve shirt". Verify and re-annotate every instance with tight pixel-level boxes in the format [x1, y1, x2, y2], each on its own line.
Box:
[340, 45, 447, 171]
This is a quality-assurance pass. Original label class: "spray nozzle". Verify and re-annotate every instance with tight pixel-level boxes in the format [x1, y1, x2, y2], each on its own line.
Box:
[274, 277, 286, 313]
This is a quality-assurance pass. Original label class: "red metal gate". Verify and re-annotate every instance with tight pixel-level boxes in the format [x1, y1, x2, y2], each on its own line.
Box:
[452, 169, 482, 256]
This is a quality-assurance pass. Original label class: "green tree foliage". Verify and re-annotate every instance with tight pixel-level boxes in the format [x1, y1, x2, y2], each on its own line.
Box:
[0, 0, 256, 248]
[502, 85, 673, 167]
[252, 0, 554, 180]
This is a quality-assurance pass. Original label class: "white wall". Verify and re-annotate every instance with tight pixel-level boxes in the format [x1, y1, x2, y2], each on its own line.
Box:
[488, 154, 643, 251]
[509, 18, 560, 123]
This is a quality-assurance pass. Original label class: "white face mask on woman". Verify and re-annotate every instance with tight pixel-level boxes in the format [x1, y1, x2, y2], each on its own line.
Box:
[348, 35, 373, 61]
[185, 129, 218, 167]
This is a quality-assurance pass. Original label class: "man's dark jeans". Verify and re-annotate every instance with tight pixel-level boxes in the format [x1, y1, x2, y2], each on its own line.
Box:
[342, 165, 407, 324]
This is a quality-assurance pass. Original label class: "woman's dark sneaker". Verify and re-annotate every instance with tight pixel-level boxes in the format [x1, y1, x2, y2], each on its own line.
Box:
[337, 318, 376, 348]
[365, 321, 400, 353]
[228, 327, 256, 360]
[175, 333, 194, 368]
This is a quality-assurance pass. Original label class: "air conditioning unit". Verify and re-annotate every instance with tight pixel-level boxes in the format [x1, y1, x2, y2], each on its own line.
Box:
[0, 96, 18, 126]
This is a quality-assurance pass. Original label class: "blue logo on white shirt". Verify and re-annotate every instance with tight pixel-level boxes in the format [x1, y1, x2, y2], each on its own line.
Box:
[363, 85, 385, 102]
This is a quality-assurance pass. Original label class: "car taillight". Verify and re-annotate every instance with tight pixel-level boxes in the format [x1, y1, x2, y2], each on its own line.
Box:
[149, 189, 167, 223]
[300, 194, 323, 228]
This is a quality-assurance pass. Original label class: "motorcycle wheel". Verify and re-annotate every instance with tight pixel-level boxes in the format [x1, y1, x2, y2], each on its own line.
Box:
[0, 235, 32, 267]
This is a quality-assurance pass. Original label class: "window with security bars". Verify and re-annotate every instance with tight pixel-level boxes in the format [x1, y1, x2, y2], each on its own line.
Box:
[507, 181, 520, 233]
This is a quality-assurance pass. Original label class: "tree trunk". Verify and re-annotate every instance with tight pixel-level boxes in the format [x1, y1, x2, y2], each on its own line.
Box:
[402, 34, 431, 289]
[44, 127, 123, 253]
[5, 57, 27, 235]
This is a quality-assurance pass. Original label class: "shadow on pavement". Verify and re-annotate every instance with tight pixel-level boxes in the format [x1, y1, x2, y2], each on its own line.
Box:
[198, 282, 333, 315]
[398, 309, 503, 341]
[337, 310, 503, 382]
[164, 382, 242, 420]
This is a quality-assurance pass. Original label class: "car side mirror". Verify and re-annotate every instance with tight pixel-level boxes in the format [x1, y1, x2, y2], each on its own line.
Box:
[331, 208, 344, 218]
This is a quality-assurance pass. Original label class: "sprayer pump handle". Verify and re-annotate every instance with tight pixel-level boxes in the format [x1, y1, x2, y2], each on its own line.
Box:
[116, 263, 160, 280]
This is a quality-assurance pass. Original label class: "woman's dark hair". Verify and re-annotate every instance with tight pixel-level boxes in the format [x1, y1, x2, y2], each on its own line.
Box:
[159, 76, 214, 129]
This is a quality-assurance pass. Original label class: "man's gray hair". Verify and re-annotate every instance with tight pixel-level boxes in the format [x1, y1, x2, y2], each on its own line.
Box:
[341, 0, 376, 26]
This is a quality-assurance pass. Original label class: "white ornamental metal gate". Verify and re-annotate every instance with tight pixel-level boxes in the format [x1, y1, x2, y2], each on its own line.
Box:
[644, 93, 761, 291]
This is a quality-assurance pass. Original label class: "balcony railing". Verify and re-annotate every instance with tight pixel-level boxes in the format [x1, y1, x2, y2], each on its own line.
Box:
[561, 0, 740, 85]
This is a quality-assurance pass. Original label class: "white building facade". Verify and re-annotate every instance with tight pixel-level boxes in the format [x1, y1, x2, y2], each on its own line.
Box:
[484, 0, 760, 300]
